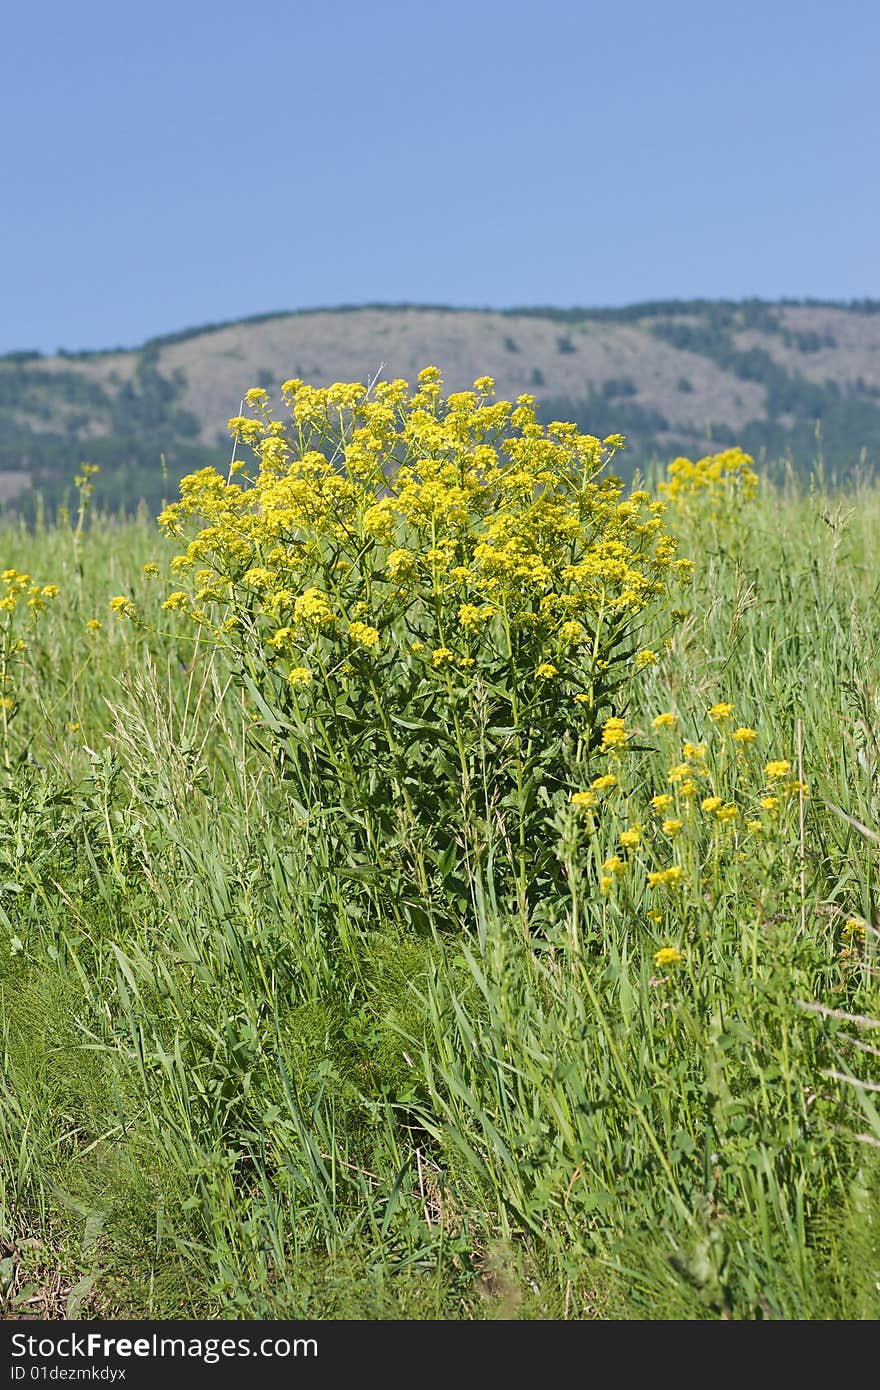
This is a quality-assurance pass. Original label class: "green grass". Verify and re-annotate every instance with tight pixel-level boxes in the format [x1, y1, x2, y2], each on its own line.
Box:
[0, 477, 878, 1320]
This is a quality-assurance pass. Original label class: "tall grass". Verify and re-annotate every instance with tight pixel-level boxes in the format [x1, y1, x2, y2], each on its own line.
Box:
[0, 475, 878, 1320]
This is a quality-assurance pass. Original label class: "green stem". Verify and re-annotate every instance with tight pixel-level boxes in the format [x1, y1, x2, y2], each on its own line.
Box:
[500, 598, 528, 932]
[367, 674, 428, 894]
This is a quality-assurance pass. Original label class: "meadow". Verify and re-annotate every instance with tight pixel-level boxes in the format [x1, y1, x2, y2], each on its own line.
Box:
[0, 375, 878, 1320]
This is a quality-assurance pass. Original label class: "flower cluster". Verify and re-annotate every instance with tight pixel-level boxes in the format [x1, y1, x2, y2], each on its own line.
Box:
[567, 703, 813, 953]
[0, 569, 61, 757]
[1, 570, 59, 618]
[152, 369, 693, 729]
[659, 447, 759, 519]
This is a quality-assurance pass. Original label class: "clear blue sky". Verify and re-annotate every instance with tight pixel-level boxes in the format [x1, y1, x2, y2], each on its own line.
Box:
[3, 0, 878, 355]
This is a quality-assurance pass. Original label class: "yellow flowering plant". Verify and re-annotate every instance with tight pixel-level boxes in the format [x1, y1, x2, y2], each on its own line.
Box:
[659, 447, 759, 523]
[153, 369, 693, 925]
[0, 568, 60, 770]
[561, 699, 810, 957]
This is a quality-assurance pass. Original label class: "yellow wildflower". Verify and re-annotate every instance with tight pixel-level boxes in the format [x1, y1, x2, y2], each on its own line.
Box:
[161, 592, 191, 612]
[457, 604, 481, 629]
[386, 549, 417, 582]
[654, 947, 682, 968]
[109, 595, 136, 619]
[732, 726, 757, 743]
[348, 621, 380, 649]
[683, 741, 707, 762]
[708, 702, 734, 722]
[647, 865, 684, 887]
[765, 760, 791, 780]
[293, 588, 334, 626]
[570, 791, 597, 809]
[591, 774, 617, 791]
[659, 448, 758, 517]
[652, 712, 677, 730]
[601, 717, 628, 751]
[842, 918, 866, 942]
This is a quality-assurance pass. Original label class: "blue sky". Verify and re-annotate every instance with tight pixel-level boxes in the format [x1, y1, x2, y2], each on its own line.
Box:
[3, 0, 878, 354]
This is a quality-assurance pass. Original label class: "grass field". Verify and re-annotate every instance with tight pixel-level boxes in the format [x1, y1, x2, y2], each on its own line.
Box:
[1, 460, 879, 1321]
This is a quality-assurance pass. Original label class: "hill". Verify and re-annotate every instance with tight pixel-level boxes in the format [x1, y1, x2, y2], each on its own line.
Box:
[3, 299, 880, 513]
